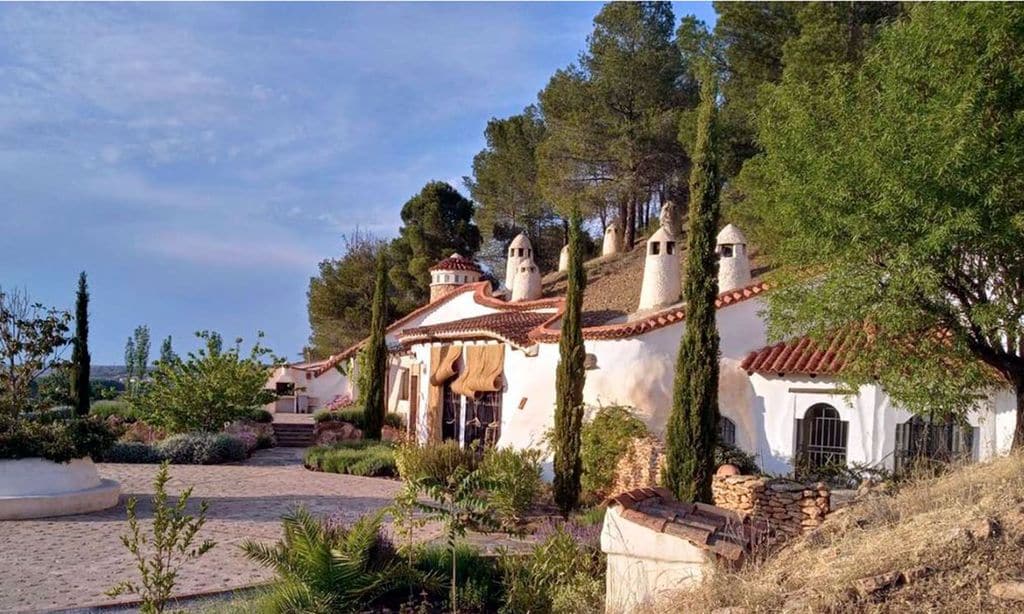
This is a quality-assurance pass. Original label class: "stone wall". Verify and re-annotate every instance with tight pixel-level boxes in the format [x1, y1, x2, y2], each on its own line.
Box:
[612, 435, 831, 537]
[712, 475, 830, 538]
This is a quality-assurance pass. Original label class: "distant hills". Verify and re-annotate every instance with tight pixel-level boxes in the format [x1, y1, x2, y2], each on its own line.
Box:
[90, 365, 130, 380]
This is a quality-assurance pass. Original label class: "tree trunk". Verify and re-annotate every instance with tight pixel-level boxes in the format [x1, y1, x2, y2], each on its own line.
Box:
[624, 196, 636, 250]
[1013, 372, 1024, 450]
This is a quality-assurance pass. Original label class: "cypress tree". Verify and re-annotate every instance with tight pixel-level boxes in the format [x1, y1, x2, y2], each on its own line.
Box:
[553, 206, 588, 515]
[70, 272, 91, 416]
[362, 250, 389, 440]
[664, 68, 721, 503]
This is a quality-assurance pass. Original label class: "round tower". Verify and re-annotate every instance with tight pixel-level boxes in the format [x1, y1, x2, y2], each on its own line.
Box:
[602, 223, 620, 257]
[511, 259, 541, 302]
[716, 224, 751, 292]
[637, 227, 681, 312]
[558, 244, 569, 272]
[505, 233, 533, 290]
[429, 253, 483, 302]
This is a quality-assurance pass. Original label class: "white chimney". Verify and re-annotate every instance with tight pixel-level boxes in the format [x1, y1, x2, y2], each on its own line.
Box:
[716, 224, 751, 292]
[602, 223, 620, 257]
[637, 227, 681, 312]
[558, 244, 569, 272]
[511, 259, 541, 302]
[505, 233, 533, 290]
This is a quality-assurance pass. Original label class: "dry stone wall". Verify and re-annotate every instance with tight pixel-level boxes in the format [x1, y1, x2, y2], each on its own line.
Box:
[612, 435, 831, 537]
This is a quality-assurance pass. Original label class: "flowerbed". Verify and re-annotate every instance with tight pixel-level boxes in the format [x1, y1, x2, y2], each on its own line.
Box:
[303, 441, 397, 477]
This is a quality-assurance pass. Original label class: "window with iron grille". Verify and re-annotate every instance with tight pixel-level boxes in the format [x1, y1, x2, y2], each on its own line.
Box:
[464, 391, 502, 450]
[795, 404, 848, 474]
[718, 416, 736, 446]
[894, 415, 976, 474]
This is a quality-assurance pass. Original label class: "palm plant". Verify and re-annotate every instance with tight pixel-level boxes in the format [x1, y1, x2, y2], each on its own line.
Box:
[241, 508, 423, 613]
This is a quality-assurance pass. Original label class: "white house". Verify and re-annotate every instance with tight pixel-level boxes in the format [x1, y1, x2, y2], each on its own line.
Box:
[275, 220, 1018, 475]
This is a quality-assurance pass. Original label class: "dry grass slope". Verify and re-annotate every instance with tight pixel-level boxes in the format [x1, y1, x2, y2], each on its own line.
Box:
[663, 453, 1024, 613]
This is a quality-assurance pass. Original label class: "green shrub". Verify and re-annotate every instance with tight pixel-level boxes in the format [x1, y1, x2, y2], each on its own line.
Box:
[479, 446, 543, 526]
[313, 408, 403, 432]
[157, 433, 247, 464]
[412, 543, 500, 612]
[248, 408, 273, 423]
[574, 505, 607, 527]
[395, 440, 480, 483]
[716, 442, 761, 475]
[104, 442, 164, 463]
[580, 405, 648, 496]
[384, 412, 404, 429]
[498, 523, 604, 614]
[0, 414, 115, 463]
[304, 441, 397, 477]
[91, 400, 136, 421]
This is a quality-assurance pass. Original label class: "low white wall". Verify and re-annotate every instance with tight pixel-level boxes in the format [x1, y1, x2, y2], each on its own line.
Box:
[601, 505, 709, 613]
[0, 457, 120, 519]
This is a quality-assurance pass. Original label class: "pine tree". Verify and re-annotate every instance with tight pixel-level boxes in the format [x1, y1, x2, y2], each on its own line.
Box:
[362, 250, 389, 440]
[664, 67, 721, 503]
[159, 336, 177, 364]
[553, 206, 587, 515]
[70, 272, 91, 416]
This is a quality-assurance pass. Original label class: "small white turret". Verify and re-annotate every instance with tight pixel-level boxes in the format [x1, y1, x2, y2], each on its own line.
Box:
[505, 233, 533, 290]
[558, 245, 569, 272]
[638, 227, 681, 312]
[429, 253, 483, 301]
[716, 224, 751, 292]
[511, 259, 541, 302]
[602, 223, 620, 257]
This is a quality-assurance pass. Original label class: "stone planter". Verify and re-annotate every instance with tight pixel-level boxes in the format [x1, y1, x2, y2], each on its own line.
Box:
[0, 457, 120, 520]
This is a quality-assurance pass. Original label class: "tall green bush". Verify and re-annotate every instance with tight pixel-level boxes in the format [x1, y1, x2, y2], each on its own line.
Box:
[70, 272, 91, 416]
[580, 405, 648, 497]
[665, 67, 721, 504]
[133, 331, 278, 433]
[553, 206, 587, 515]
[362, 251, 389, 440]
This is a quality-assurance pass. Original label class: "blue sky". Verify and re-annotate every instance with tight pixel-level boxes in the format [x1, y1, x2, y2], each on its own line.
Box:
[0, 2, 717, 364]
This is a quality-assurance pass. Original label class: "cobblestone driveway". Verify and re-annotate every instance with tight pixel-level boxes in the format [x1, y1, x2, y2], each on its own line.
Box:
[0, 448, 402, 613]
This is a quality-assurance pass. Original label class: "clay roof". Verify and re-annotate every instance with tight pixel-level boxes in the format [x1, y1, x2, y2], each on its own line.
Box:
[529, 280, 771, 343]
[430, 254, 482, 273]
[399, 311, 553, 348]
[741, 329, 865, 376]
[607, 487, 768, 562]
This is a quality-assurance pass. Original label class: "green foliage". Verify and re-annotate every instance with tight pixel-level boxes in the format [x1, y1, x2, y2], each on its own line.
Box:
[665, 69, 721, 504]
[248, 408, 274, 424]
[158, 335, 176, 364]
[553, 206, 587, 515]
[304, 442, 397, 477]
[716, 442, 761, 476]
[395, 440, 480, 483]
[0, 414, 114, 462]
[740, 3, 1024, 445]
[363, 251, 389, 440]
[313, 407, 402, 430]
[498, 524, 605, 614]
[133, 331, 278, 433]
[242, 508, 422, 613]
[0, 286, 71, 415]
[388, 181, 481, 313]
[124, 325, 150, 399]
[478, 446, 543, 528]
[104, 441, 164, 464]
[306, 232, 392, 360]
[108, 462, 215, 613]
[70, 272, 91, 416]
[156, 433, 248, 465]
[411, 543, 500, 613]
[538, 1, 692, 248]
[91, 399, 137, 421]
[580, 405, 648, 497]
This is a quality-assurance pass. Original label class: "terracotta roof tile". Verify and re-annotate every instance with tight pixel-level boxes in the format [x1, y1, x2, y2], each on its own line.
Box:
[429, 254, 483, 273]
[399, 311, 553, 348]
[741, 329, 864, 376]
[606, 487, 768, 562]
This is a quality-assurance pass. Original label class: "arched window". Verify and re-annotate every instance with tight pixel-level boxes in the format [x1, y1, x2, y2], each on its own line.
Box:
[718, 416, 736, 447]
[894, 415, 976, 474]
[795, 403, 848, 474]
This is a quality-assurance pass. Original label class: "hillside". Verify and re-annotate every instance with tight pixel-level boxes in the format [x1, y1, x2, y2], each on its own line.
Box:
[662, 454, 1024, 613]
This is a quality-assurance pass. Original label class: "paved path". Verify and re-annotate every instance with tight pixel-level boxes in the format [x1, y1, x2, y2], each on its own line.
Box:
[0, 448, 402, 613]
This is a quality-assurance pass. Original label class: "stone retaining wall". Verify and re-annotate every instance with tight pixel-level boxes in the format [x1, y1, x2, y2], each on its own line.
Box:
[712, 475, 830, 537]
[612, 435, 831, 537]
